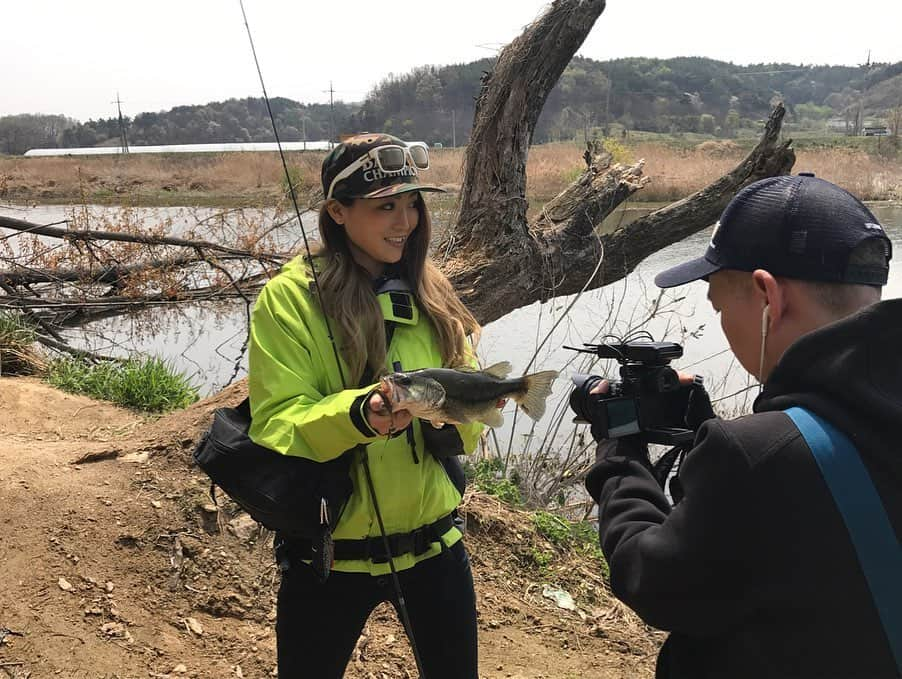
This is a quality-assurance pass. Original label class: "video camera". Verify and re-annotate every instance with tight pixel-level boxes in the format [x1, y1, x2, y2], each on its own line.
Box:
[566, 340, 696, 446]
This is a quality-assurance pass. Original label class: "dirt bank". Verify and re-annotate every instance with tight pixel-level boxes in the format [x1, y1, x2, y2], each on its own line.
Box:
[0, 377, 661, 678]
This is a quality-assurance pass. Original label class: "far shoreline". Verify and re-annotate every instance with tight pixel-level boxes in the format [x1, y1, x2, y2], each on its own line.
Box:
[2, 139, 901, 209]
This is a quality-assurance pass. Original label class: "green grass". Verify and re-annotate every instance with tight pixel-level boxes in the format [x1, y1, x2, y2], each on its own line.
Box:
[45, 355, 198, 412]
[464, 458, 610, 577]
[622, 127, 901, 154]
[623, 128, 748, 149]
[529, 547, 555, 573]
[465, 457, 523, 506]
[0, 312, 39, 375]
[533, 510, 610, 579]
[0, 311, 36, 349]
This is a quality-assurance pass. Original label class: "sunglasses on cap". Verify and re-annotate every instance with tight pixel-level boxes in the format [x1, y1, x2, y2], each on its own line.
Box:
[326, 142, 430, 201]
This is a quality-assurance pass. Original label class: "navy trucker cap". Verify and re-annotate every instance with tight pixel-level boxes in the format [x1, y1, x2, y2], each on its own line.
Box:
[654, 173, 893, 288]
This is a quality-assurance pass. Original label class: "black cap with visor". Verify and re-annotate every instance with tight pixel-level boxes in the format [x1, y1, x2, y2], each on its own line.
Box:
[655, 174, 892, 288]
[321, 132, 444, 202]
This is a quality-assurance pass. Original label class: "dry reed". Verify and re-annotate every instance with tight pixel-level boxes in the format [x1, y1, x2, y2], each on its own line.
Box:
[2, 140, 899, 208]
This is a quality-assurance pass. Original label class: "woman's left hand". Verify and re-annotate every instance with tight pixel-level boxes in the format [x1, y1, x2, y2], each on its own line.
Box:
[366, 391, 413, 436]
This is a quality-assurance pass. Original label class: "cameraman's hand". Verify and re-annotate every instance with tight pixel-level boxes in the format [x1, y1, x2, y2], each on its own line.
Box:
[586, 379, 616, 443]
[588, 380, 610, 396]
[674, 372, 717, 431]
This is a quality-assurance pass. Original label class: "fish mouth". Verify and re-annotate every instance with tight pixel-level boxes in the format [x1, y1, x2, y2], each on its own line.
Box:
[380, 374, 410, 411]
[380, 373, 445, 417]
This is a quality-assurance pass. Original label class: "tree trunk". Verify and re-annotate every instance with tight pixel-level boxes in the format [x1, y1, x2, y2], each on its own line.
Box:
[439, 0, 795, 325]
[452, 0, 607, 251]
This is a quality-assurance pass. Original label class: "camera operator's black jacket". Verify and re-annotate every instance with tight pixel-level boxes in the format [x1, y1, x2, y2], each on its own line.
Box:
[585, 299, 902, 679]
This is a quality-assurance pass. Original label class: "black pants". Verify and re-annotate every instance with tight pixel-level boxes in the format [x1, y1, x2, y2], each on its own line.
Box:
[276, 540, 478, 678]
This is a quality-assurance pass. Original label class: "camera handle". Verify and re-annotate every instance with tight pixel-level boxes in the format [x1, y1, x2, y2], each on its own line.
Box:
[652, 443, 692, 504]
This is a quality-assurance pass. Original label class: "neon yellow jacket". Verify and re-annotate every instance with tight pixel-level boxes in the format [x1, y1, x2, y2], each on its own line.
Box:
[248, 255, 482, 574]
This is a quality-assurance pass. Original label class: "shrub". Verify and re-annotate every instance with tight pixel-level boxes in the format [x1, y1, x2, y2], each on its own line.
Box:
[280, 164, 305, 196]
[601, 137, 631, 164]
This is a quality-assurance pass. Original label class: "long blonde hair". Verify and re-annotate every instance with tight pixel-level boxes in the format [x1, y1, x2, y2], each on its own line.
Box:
[312, 195, 480, 385]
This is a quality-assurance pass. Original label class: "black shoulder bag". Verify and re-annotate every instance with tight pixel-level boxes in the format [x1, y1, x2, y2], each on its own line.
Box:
[192, 398, 352, 539]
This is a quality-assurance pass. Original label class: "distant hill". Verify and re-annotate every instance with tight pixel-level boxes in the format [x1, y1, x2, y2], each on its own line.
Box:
[352, 56, 902, 144]
[3, 56, 901, 154]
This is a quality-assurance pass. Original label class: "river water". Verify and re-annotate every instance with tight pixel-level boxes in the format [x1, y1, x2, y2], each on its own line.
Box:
[2, 201, 900, 457]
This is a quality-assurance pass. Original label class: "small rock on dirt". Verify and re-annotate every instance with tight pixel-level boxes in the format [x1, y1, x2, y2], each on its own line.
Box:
[184, 617, 204, 635]
[227, 514, 259, 542]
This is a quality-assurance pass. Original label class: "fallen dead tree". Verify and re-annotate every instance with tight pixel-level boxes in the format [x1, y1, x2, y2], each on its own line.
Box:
[0, 210, 293, 359]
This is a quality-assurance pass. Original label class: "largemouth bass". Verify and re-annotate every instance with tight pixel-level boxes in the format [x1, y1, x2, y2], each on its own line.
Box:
[379, 362, 558, 428]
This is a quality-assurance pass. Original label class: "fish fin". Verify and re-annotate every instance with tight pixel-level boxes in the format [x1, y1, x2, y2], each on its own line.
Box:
[482, 361, 513, 379]
[480, 407, 505, 428]
[514, 370, 559, 421]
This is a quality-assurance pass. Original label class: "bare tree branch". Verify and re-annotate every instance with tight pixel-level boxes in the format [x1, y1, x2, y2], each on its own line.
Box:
[0, 215, 288, 263]
[0, 254, 257, 286]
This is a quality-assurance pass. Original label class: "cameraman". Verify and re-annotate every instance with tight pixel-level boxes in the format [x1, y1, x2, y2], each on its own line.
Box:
[584, 174, 900, 678]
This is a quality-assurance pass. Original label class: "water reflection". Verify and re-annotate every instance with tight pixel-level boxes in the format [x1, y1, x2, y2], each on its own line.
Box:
[2, 203, 900, 456]
[480, 203, 902, 455]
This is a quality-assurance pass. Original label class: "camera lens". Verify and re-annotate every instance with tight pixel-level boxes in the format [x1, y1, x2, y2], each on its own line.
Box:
[569, 374, 604, 422]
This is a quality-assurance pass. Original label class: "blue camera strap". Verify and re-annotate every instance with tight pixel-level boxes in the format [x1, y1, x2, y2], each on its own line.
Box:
[784, 406, 902, 672]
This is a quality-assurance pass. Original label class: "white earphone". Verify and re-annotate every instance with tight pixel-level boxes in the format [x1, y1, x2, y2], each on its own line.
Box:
[759, 304, 771, 387]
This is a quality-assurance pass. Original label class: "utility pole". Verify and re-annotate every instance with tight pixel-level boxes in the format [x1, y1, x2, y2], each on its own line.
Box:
[604, 78, 611, 137]
[112, 92, 129, 153]
[451, 109, 456, 147]
[323, 81, 336, 149]
[302, 117, 306, 151]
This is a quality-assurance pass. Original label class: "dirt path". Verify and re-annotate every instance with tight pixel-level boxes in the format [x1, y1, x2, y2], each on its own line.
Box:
[0, 377, 660, 678]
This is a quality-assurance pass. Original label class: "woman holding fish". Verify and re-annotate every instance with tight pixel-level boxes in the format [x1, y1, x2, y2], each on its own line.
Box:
[246, 132, 555, 678]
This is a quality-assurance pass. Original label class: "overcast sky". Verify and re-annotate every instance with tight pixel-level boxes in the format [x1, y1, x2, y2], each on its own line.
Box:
[4, 1, 902, 122]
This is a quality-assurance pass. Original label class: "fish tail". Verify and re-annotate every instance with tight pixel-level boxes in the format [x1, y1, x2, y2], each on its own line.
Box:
[513, 370, 558, 421]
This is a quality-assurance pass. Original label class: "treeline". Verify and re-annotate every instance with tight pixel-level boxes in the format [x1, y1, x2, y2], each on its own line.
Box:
[0, 114, 76, 155]
[3, 56, 901, 154]
[0, 99, 359, 155]
[55, 97, 359, 149]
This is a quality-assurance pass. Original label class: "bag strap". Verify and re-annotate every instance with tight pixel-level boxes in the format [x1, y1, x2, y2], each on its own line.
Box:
[784, 406, 902, 672]
[235, 397, 251, 418]
[281, 512, 455, 564]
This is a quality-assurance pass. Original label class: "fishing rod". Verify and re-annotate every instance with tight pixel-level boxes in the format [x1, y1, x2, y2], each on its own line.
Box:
[236, 3, 427, 676]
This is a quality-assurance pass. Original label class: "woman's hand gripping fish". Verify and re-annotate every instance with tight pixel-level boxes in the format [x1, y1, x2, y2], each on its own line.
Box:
[379, 362, 558, 428]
